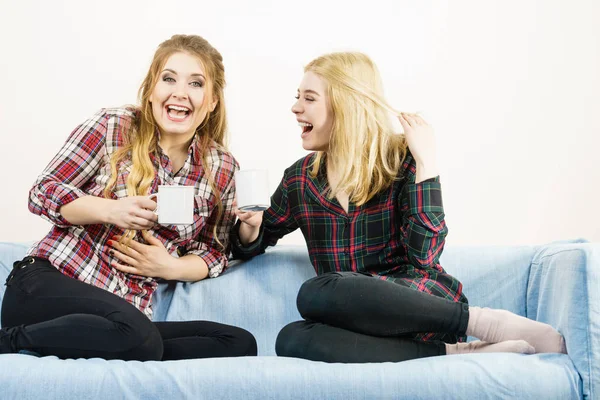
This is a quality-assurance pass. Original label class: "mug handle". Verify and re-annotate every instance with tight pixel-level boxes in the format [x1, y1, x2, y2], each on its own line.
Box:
[149, 193, 160, 216]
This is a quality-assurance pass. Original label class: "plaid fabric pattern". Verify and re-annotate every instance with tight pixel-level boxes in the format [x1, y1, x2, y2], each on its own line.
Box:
[232, 152, 467, 342]
[28, 107, 238, 319]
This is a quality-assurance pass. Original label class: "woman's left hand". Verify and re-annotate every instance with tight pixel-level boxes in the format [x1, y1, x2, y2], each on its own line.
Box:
[398, 113, 437, 167]
[109, 231, 174, 279]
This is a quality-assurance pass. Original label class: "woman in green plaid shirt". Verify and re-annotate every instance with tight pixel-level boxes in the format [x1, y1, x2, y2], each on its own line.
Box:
[232, 52, 566, 362]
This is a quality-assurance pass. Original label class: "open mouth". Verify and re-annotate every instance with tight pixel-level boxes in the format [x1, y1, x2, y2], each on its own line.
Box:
[165, 105, 191, 121]
[299, 122, 313, 135]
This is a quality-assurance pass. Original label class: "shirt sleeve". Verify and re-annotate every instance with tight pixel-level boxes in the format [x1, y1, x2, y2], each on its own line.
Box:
[184, 161, 238, 278]
[230, 168, 299, 260]
[398, 156, 448, 268]
[28, 110, 108, 228]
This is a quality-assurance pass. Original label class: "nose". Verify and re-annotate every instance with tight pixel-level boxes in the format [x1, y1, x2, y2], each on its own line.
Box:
[172, 81, 189, 100]
[291, 99, 302, 115]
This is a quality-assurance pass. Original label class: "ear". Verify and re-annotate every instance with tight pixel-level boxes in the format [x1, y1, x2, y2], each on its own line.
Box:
[209, 96, 218, 112]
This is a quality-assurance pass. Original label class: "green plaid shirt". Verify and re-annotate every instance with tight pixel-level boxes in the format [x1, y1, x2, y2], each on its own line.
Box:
[232, 152, 467, 342]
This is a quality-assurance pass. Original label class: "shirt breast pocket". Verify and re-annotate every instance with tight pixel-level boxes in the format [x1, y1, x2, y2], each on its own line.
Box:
[362, 209, 392, 255]
[173, 196, 213, 242]
[194, 195, 213, 221]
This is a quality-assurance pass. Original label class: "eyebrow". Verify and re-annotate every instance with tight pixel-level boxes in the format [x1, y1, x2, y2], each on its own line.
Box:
[297, 89, 321, 96]
[162, 69, 205, 79]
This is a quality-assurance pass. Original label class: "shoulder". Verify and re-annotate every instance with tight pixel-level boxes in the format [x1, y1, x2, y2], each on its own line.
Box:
[76, 106, 138, 140]
[98, 106, 139, 130]
[212, 145, 239, 172]
[398, 149, 417, 178]
[283, 153, 317, 179]
[202, 142, 240, 188]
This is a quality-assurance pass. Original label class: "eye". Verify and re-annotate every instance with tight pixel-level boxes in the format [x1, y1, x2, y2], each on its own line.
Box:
[294, 95, 300, 100]
[163, 76, 175, 83]
[190, 81, 204, 88]
[305, 97, 315, 102]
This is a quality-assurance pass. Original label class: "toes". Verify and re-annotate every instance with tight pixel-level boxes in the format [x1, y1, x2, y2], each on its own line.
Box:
[512, 340, 535, 354]
[559, 336, 568, 354]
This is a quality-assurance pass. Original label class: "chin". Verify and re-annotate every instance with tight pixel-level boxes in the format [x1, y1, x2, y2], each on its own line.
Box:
[301, 141, 315, 151]
[164, 124, 191, 135]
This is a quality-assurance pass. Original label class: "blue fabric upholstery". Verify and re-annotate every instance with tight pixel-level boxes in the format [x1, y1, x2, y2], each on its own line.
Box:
[1, 241, 597, 399]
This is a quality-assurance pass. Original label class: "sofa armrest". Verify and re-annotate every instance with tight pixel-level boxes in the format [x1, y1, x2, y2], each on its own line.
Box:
[527, 241, 600, 400]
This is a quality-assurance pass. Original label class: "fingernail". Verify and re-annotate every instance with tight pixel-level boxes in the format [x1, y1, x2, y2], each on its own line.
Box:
[109, 250, 114, 256]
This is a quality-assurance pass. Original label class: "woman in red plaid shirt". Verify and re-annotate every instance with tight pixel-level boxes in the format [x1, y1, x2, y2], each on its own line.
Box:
[232, 52, 566, 362]
[0, 35, 256, 360]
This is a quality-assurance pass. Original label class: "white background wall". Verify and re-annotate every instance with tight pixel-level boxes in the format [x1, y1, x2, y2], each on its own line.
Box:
[1, 0, 598, 246]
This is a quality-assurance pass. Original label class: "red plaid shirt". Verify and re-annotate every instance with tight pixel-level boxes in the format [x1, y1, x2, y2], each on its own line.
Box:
[28, 107, 238, 319]
[232, 152, 467, 342]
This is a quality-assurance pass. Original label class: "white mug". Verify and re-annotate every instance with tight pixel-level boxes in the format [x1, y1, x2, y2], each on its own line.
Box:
[235, 169, 270, 212]
[150, 185, 195, 225]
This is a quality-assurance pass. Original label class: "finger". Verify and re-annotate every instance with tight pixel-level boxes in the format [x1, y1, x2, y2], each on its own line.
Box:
[401, 113, 414, 128]
[398, 114, 411, 131]
[141, 230, 163, 246]
[112, 260, 139, 275]
[235, 210, 252, 219]
[118, 236, 148, 253]
[413, 114, 428, 125]
[113, 236, 146, 258]
[130, 216, 155, 229]
[109, 249, 139, 268]
[239, 212, 257, 222]
[135, 208, 159, 223]
[110, 240, 143, 259]
[402, 113, 417, 127]
[139, 196, 159, 211]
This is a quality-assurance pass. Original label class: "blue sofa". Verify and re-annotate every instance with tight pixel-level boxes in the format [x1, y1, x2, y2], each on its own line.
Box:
[0, 240, 598, 399]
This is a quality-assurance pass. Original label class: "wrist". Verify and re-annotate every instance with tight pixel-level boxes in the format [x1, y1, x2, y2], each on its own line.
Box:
[415, 161, 439, 184]
[102, 199, 116, 225]
[162, 257, 180, 280]
[239, 222, 260, 246]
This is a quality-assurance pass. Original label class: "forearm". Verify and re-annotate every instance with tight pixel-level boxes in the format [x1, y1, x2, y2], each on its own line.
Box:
[415, 161, 439, 184]
[59, 196, 113, 225]
[165, 254, 209, 281]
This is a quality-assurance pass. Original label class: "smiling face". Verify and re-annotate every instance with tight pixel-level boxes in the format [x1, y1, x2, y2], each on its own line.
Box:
[149, 52, 217, 139]
[291, 71, 334, 151]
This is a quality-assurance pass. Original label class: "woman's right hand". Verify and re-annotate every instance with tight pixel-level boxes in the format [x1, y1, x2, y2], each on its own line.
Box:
[107, 196, 158, 230]
[234, 208, 264, 245]
[234, 209, 264, 228]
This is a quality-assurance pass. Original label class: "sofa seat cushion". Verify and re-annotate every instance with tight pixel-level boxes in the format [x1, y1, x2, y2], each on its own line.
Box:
[0, 352, 580, 399]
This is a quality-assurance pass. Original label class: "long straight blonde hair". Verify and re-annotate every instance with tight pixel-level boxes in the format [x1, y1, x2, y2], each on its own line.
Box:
[306, 52, 408, 206]
[104, 35, 229, 245]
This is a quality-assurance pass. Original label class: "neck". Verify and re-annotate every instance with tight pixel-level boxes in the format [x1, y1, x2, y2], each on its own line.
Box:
[325, 154, 341, 190]
[159, 132, 195, 158]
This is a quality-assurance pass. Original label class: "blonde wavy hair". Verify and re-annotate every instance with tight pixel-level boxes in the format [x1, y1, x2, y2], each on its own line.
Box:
[104, 34, 229, 246]
[306, 52, 408, 206]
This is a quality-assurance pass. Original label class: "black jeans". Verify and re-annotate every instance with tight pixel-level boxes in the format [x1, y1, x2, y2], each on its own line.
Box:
[275, 272, 469, 363]
[1, 257, 257, 360]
